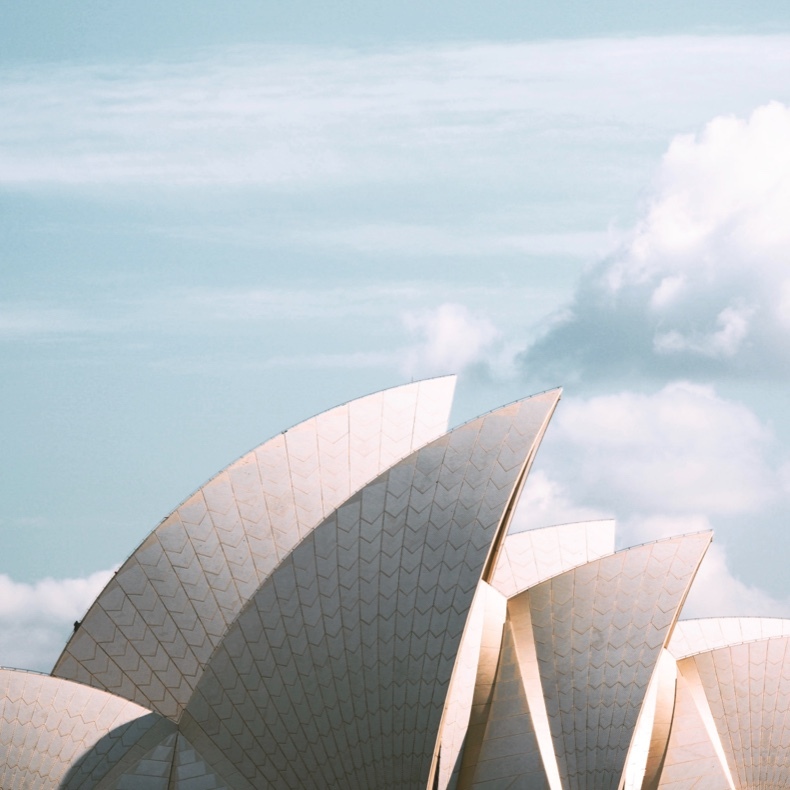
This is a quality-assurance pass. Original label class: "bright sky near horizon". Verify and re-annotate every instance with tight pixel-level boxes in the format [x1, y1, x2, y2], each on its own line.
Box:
[3, 2, 790, 671]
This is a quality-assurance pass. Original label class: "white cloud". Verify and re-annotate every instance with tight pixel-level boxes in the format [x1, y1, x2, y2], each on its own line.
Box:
[514, 464, 790, 619]
[2, 38, 790, 187]
[513, 475, 790, 620]
[543, 382, 779, 517]
[524, 101, 790, 382]
[684, 542, 790, 618]
[510, 470, 609, 533]
[0, 569, 113, 672]
[612, 101, 790, 290]
[401, 303, 500, 377]
[653, 305, 753, 358]
[516, 383, 790, 618]
[512, 100, 790, 617]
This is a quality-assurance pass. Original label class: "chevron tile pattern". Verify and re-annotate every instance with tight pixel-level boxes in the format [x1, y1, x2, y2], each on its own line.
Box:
[169, 733, 229, 790]
[661, 621, 790, 790]
[0, 668, 162, 790]
[490, 520, 616, 599]
[177, 389, 561, 789]
[467, 532, 709, 790]
[112, 731, 177, 790]
[53, 377, 455, 720]
[8, 380, 788, 788]
[108, 730, 230, 790]
[669, 618, 790, 661]
[436, 521, 615, 790]
[527, 533, 711, 790]
[688, 637, 790, 790]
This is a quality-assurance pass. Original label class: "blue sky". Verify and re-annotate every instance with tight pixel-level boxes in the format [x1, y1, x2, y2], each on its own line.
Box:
[3, 3, 790, 670]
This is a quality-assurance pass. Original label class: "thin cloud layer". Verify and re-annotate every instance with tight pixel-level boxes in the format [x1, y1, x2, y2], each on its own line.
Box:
[2, 38, 790, 187]
[523, 102, 790, 383]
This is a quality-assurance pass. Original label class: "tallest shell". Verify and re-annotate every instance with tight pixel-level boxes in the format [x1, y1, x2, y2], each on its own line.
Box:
[177, 389, 562, 788]
[53, 377, 458, 721]
[48, 379, 561, 789]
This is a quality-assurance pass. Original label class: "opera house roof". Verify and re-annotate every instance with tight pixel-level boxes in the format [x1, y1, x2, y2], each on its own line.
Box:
[1, 377, 788, 788]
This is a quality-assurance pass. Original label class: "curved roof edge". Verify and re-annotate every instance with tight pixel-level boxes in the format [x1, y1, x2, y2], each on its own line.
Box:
[672, 635, 790, 790]
[524, 530, 710, 790]
[52, 376, 456, 721]
[0, 667, 166, 790]
[668, 616, 790, 659]
[657, 659, 736, 790]
[490, 519, 616, 598]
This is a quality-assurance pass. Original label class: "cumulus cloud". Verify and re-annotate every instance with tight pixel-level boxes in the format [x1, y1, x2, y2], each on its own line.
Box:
[683, 541, 790, 618]
[539, 382, 780, 517]
[0, 569, 113, 672]
[401, 303, 501, 377]
[514, 382, 790, 616]
[510, 470, 609, 533]
[514, 470, 790, 619]
[522, 101, 790, 383]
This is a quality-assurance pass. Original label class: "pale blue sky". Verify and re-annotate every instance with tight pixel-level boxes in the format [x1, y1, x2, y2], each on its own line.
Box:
[4, 1, 790, 62]
[3, 3, 790, 670]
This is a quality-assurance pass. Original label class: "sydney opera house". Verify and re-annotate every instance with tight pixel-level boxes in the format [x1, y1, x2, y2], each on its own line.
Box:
[2, 377, 789, 788]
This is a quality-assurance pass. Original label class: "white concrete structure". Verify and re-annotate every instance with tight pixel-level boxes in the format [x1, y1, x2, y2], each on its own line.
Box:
[0, 668, 169, 789]
[53, 378, 456, 720]
[175, 388, 562, 788]
[659, 618, 790, 790]
[455, 533, 713, 789]
[2, 379, 789, 788]
[434, 520, 617, 790]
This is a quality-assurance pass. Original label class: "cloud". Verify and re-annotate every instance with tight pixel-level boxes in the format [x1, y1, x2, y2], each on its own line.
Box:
[522, 101, 790, 384]
[510, 470, 609, 533]
[401, 303, 500, 377]
[539, 382, 781, 518]
[301, 225, 612, 259]
[614, 513, 790, 618]
[0, 569, 113, 672]
[2, 38, 790, 187]
[683, 541, 790, 618]
[516, 483, 790, 619]
[652, 304, 753, 358]
[514, 382, 790, 616]
[0, 287, 430, 340]
[0, 304, 101, 336]
[512, 449, 790, 618]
